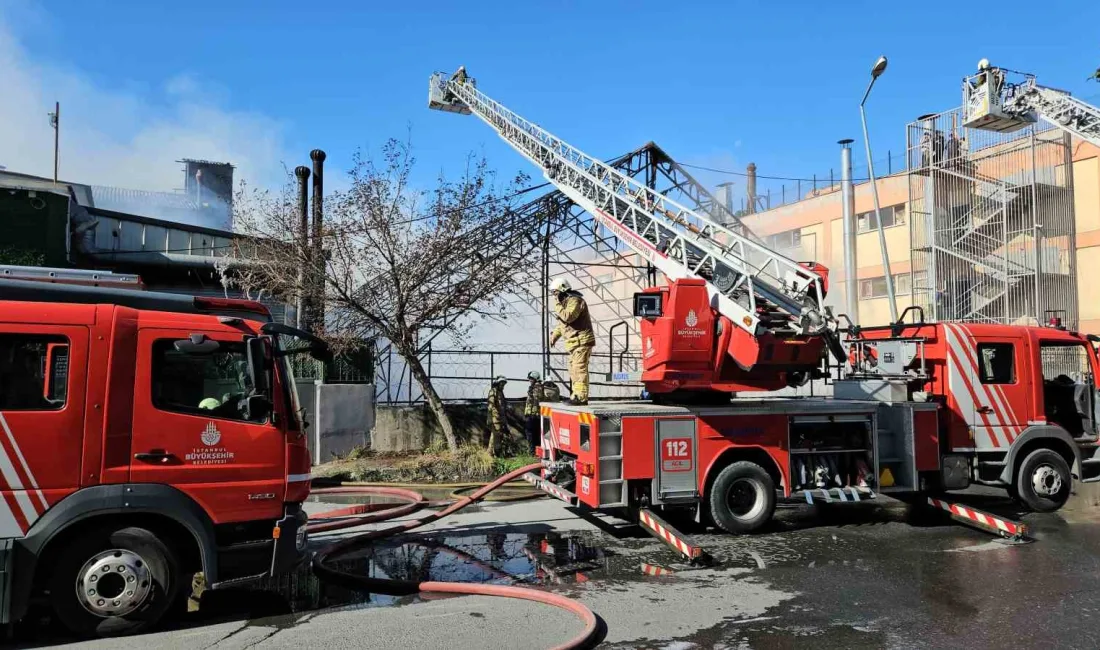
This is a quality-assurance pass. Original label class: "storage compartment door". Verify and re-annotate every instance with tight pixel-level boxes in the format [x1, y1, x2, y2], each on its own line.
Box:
[655, 418, 697, 502]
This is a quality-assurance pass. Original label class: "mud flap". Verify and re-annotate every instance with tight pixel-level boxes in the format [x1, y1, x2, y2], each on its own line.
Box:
[270, 506, 309, 576]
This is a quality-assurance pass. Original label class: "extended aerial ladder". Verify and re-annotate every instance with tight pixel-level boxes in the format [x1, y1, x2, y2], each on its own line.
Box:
[963, 60, 1100, 147]
[428, 69, 832, 348]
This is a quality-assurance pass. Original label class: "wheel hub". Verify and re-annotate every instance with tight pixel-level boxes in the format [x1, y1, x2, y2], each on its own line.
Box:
[727, 478, 765, 519]
[1032, 464, 1063, 497]
[76, 549, 153, 618]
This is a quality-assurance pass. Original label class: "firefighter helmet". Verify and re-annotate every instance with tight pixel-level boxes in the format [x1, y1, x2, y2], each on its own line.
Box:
[551, 278, 570, 294]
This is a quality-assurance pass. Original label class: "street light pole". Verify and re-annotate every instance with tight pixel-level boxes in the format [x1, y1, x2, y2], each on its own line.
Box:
[860, 56, 898, 323]
[49, 102, 60, 184]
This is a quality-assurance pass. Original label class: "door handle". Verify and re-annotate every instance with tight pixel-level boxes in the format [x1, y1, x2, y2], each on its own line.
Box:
[977, 406, 994, 414]
[134, 450, 176, 464]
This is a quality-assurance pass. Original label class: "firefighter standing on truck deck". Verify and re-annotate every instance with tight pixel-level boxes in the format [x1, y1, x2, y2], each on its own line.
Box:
[486, 375, 508, 455]
[548, 279, 595, 406]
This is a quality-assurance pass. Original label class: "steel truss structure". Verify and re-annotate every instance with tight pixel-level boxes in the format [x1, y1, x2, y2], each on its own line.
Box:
[373, 141, 764, 403]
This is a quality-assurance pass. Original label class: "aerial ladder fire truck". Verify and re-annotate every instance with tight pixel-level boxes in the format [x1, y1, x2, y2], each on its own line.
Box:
[429, 66, 1100, 560]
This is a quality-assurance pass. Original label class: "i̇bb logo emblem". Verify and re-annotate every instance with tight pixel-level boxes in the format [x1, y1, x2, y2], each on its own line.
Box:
[661, 437, 693, 472]
[677, 310, 705, 337]
[201, 422, 221, 446]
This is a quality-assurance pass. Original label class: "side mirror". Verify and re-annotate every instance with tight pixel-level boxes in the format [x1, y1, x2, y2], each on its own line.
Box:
[240, 394, 272, 422]
[174, 333, 220, 355]
[260, 322, 332, 361]
[246, 336, 271, 395]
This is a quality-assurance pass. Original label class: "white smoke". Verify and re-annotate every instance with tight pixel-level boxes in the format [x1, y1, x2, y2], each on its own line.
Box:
[0, 4, 293, 223]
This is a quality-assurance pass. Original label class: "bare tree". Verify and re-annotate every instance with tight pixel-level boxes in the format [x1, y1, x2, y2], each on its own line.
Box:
[225, 138, 541, 451]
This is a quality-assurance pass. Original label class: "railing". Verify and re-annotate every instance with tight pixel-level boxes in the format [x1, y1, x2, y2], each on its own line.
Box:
[374, 342, 643, 404]
[717, 151, 908, 215]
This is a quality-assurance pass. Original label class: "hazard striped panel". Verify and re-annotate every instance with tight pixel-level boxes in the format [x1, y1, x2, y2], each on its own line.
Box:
[927, 497, 1029, 539]
[637, 508, 704, 561]
[577, 412, 595, 425]
[0, 412, 50, 538]
[522, 472, 577, 505]
[640, 562, 675, 577]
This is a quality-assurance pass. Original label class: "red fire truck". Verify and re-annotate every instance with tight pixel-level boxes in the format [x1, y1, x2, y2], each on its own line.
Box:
[427, 67, 1100, 552]
[0, 272, 323, 636]
[530, 283, 1100, 550]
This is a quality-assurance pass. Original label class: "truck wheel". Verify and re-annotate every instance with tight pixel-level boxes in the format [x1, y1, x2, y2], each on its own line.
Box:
[709, 461, 776, 534]
[1016, 449, 1071, 513]
[49, 526, 185, 637]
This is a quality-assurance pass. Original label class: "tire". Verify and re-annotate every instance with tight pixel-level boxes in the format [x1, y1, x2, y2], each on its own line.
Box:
[708, 461, 776, 534]
[48, 526, 185, 638]
[1016, 448, 1072, 513]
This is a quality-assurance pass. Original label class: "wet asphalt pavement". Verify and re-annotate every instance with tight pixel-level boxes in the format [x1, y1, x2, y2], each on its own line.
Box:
[16, 483, 1100, 649]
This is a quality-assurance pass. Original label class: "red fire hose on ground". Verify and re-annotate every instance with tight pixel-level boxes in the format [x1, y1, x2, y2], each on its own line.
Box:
[308, 463, 600, 650]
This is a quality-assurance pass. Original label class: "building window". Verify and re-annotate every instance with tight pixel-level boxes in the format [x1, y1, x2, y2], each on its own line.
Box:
[151, 339, 266, 423]
[0, 334, 69, 411]
[859, 273, 911, 299]
[977, 343, 1015, 384]
[765, 229, 802, 250]
[857, 205, 905, 232]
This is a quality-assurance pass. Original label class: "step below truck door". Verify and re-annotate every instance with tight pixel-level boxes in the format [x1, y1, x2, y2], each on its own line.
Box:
[130, 327, 286, 523]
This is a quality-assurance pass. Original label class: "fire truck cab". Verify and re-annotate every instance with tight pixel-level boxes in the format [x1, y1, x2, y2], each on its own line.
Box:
[0, 278, 321, 636]
[537, 313, 1100, 536]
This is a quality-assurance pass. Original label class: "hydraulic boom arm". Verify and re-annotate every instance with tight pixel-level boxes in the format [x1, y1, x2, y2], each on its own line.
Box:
[428, 69, 830, 338]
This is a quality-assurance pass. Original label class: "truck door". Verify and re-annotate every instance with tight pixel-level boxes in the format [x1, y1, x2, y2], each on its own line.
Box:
[944, 324, 1027, 449]
[130, 327, 286, 523]
[1037, 342, 1097, 441]
[0, 327, 87, 537]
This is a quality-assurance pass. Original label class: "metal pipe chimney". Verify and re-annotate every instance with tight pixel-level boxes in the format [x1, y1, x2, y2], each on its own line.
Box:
[839, 139, 859, 323]
[310, 149, 326, 333]
[294, 165, 311, 330]
[745, 163, 757, 215]
[716, 181, 735, 221]
[195, 168, 204, 206]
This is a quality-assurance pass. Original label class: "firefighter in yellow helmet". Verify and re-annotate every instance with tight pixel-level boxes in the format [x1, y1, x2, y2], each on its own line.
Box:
[548, 279, 595, 405]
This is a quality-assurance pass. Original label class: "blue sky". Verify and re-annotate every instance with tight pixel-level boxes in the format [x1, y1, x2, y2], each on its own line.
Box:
[3, 0, 1099, 207]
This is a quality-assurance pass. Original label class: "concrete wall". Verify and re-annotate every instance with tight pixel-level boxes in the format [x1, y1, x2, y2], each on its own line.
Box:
[370, 401, 527, 453]
[309, 383, 375, 463]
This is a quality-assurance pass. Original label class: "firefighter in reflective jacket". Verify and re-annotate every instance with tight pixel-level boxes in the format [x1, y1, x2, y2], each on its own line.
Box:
[524, 371, 542, 453]
[548, 279, 596, 405]
[486, 375, 508, 455]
